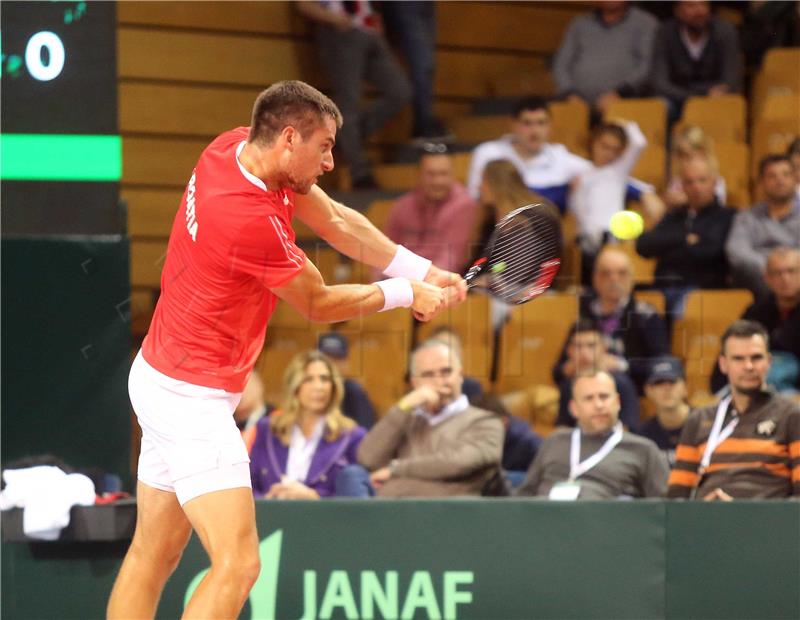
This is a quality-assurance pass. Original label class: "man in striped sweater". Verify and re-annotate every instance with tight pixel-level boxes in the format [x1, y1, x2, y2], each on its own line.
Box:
[668, 320, 800, 499]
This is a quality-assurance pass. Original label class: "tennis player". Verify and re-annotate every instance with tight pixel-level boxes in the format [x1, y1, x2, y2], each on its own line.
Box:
[107, 80, 466, 619]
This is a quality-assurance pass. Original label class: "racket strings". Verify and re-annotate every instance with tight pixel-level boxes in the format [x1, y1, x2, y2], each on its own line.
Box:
[487, 211, 561, 303]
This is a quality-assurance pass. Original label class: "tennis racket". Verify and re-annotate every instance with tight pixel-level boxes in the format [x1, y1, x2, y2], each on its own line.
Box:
[464, 203, 562, 305]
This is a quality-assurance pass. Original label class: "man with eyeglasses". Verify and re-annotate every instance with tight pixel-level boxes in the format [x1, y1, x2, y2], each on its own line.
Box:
[337, 339, 504, 497]
[384, 142, 479, 275]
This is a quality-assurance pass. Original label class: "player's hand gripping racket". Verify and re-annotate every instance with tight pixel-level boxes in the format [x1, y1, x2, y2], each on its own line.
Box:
[464, 203, 562, 304]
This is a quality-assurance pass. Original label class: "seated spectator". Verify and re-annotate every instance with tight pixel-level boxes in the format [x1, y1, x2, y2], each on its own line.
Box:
[636, 156, 735, 317]
[669, 320, 800, 500]
[663, 125, 727, 210]
[553, 1, 658, 117]
[553, 248, 670, 392]
[296, 0, 411, 189]
[470, 393, 542, 485]
[637, 357, 691, 466]
[651, 0, 742, 120]
[317, 332, 376, 428]
[426, 325, 483, 400]
[725, 155, 800, 301]
[466, 97, 591, 214]
[384, 143, 479, 275]
[234, 373, 272, 453]
[516, 369, 669, 499]
[711, 247, 800, 394]
[568, 121, 650, 283]
[339, 339, 504, 497]
[250, 350, 366, 499]
[788, 138, 800, 201]
[553, 319, 641, 431]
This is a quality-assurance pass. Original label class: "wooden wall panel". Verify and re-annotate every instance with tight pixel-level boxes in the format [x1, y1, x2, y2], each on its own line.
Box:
[123, 188, 182, 237]
[436, 50, 548, 98]
[117, 1, 305, 36]
[437, 2, 577, 54]
[118, 27, 319, 86]
[123, 137, 208, 187]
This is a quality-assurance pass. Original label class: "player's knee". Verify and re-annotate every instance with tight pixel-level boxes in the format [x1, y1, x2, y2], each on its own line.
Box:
[212, 548, 261, 588]
[129, 533, 186, 577]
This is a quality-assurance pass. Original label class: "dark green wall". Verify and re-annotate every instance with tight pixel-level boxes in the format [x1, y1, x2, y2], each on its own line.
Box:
[3, 500, 799, 619]
[1, 236, 131, 485]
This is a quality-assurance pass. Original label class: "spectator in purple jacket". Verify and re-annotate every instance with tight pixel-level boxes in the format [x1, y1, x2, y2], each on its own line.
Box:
[250, 350, 366, 499]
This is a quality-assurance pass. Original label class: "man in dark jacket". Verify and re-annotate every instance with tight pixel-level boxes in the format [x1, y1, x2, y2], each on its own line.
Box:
[636, 157, 735, 318]
[552, 247, 669, 393]
[651, 0, 742, 119]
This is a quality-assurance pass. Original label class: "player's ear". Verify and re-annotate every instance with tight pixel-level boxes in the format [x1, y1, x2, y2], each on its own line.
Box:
[282, 125, 297, 150]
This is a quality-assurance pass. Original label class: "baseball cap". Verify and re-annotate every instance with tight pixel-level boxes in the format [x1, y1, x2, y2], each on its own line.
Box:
[317, 332, 348, 360]
[646, 357, 684, 384]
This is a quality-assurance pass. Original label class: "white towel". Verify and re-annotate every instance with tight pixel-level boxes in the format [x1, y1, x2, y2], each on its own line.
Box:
[0, 466, 96, 540]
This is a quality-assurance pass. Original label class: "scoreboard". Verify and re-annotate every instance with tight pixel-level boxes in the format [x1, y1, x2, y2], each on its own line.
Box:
[1, 1, 121, 234]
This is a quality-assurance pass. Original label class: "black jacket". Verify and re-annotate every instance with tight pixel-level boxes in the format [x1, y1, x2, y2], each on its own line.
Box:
[636, 199, 735, 289]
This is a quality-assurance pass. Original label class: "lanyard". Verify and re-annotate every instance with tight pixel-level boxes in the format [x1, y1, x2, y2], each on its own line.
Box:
[569, 423, 624, 481]
[699, 395, 738, 471]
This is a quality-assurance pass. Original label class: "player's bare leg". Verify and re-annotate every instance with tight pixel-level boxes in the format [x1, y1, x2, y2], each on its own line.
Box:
[107, 482, 192, 619]
[181, 487, 260, 619]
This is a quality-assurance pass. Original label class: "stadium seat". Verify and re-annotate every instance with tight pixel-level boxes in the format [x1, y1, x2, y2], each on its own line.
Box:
[550, 98, 590, 157]
[616, 240, 656, 287]
[373, 163, 418, 191]
[714, 142, 751, 209]
[751, 117, 800, 179]
[629, 144, 666, 192]
[451, 151, 472, 185]
[416, 294, 493, 387]
[501, 384, 560, 437]
[681, 94, 746, 143]
[604, 98, 667, 146]
[634, 289, 665, 316]
[450, 115, 508, 145]
[365, 199, 397, 233]
[671, 289, 753, 361]
[495, 292, 579, 392]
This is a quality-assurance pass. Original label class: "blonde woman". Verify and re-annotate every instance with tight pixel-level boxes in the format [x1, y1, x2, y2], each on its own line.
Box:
[664, 125, 726, 209]
[250, 350, 366, 499]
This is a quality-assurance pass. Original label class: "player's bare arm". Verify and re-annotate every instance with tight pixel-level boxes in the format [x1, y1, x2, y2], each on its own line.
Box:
[272, 258, 445, 323]
[294, 186, 468, 303]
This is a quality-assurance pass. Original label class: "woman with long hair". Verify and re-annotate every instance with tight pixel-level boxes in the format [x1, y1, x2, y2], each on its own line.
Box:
[249, 350, 366, 499]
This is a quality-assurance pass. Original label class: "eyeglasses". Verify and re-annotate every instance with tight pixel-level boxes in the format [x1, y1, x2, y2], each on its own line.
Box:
[415, 367, 455, 380]
[421, 142, 448, 154]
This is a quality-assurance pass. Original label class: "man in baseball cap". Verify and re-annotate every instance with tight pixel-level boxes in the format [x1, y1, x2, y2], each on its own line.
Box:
[638, 357, 690, 465]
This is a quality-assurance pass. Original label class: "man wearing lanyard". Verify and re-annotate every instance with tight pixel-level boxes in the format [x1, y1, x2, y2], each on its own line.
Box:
[516, 370, 669, 500]
[669, 320, 800, 500]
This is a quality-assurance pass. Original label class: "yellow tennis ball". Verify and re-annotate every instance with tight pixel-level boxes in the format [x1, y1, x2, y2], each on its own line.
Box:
[609, 210, 644, 240]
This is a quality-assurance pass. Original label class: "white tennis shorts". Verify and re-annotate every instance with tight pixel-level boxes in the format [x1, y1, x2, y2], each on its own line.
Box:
[128, 350, 251, 506]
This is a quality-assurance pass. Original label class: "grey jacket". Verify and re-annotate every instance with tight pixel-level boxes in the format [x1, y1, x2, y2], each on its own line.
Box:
[725, 201, 800, 272]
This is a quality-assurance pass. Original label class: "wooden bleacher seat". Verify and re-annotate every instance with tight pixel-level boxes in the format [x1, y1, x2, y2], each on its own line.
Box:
[557, 211, 582, 290]
[604, 98, 667, 146]
[761, 93, 800, 121]
[495, 292, 579, 393]
[416, 294, 493, 387]
[629, 144, 666, 192]
[616, 240, 656, 287]
[634, 289, 665, 316]
[450, 115, 508, 145]
[373, 163, 417, 191]
[671, 288, 753, 362]
[751, 117, 800, 178]
[364, 199, 396, 233]
[714, 142, 751, 208]
[501, 385, 560, 438]
[452, 152, 472, 185]
[681, 94, 746, 143]
[550, 98, 590, 158]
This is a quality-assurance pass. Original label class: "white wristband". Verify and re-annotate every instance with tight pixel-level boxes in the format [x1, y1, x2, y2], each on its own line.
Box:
[383, 245, 431, 281]
[374, 278, 414, 312]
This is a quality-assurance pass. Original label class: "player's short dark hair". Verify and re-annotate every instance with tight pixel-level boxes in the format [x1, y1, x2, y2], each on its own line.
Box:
[591, 123, 628, 151]
[720, 320, 770, 355]
[248, 81, 343, 146]
[512, 96, 549, 118]
[758, 153, 792, 178]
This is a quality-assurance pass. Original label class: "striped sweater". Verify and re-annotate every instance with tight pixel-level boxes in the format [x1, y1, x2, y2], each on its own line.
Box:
[668, 390, 800, 499]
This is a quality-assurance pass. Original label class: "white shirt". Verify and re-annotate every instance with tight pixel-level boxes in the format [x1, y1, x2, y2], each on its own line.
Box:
[569, 122, 648, 250]
[416, 394, 470, 426]
[467, 138, 591, 201]
[680, 27, 709, 61]
[285, 419, 325, 483]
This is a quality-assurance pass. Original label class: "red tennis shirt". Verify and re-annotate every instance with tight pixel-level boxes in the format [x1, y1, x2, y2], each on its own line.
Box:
[141, 127, 306, 392]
